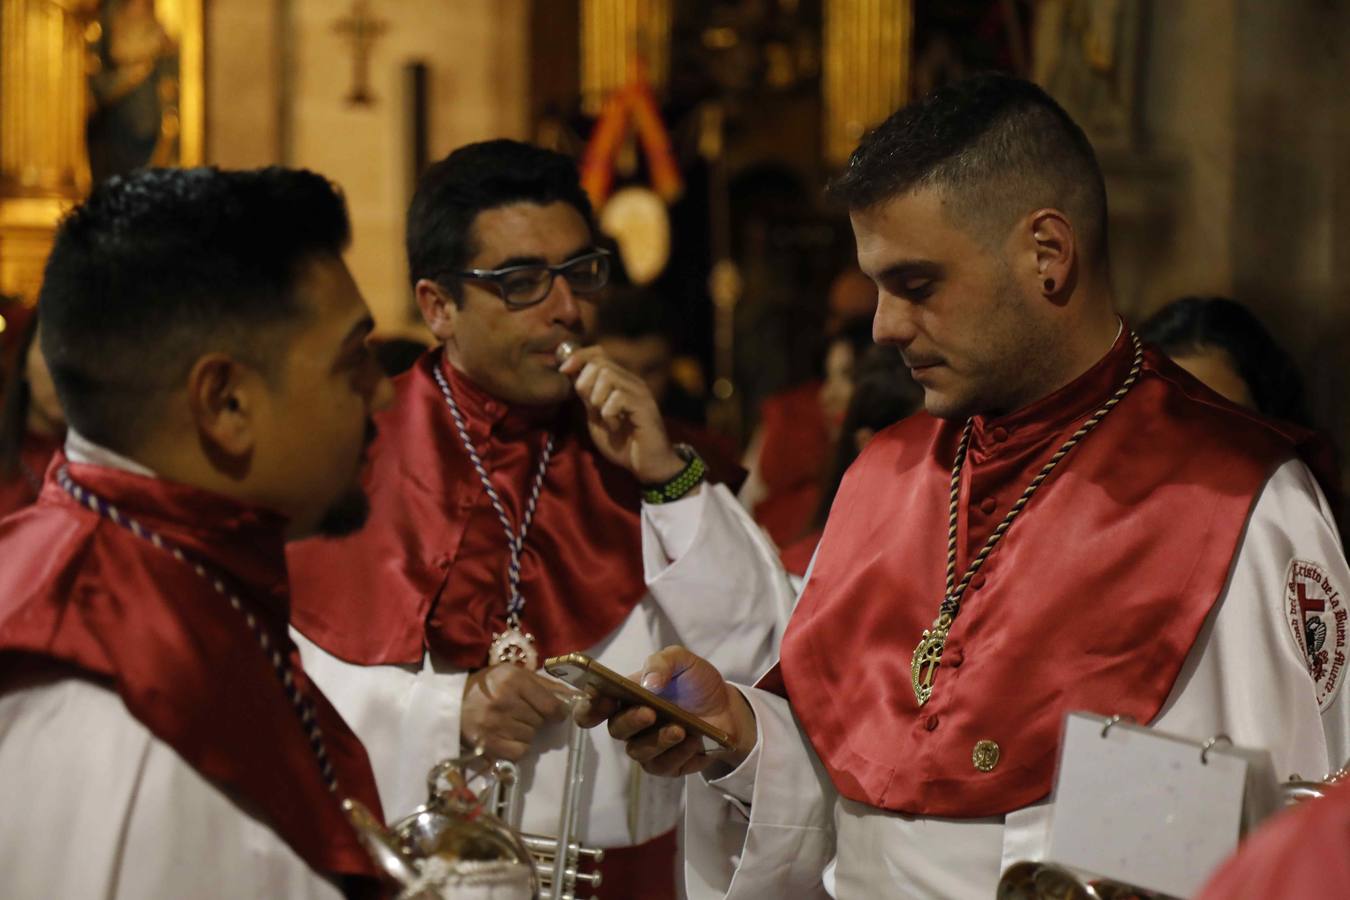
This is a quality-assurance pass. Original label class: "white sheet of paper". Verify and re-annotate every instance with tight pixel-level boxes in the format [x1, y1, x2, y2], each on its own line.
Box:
[1047, 713, 1277, 898]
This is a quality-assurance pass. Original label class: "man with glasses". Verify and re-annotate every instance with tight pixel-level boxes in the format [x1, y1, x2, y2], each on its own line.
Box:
[287, 140, 792, 897]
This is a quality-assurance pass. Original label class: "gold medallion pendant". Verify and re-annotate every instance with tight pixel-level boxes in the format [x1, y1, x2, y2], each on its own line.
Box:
[911, 614, 951, 706]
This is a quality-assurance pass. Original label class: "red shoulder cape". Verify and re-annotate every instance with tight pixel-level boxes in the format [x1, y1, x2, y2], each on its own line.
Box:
[773, 333, 1330, 817]
[0, 461, 384, 890]
[753, 381, 830, 546]
[1197, 783, 1350, 898]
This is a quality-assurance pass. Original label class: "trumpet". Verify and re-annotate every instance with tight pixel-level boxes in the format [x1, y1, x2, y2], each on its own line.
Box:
[484, 717, 605, 900]
[997, 861, 1169, 899]
[345, 754, 537, 899]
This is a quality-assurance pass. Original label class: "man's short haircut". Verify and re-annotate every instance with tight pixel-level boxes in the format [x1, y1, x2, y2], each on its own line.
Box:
[828, 73, 1108, 264]
[406, 139, 595, 302]
[39, 166, 351, 454]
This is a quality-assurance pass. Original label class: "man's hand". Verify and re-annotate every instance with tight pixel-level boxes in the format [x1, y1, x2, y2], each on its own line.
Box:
[576, 646, 759, 777]
[462, 664, 570, 761]
[558, 347, 686, 485]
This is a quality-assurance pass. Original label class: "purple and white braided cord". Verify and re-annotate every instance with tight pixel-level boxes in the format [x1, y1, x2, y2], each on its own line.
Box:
[433, 364, 554, 619]
[56, 467, 339, 794]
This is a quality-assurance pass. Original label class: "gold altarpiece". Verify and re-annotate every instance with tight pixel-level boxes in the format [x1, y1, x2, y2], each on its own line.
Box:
[0, 0, 202, 304]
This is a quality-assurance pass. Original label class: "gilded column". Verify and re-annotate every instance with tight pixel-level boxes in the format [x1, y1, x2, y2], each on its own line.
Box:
[0, 0, 92, 301]
[580, 0, 671, 116]
[823, 0, 913, 167]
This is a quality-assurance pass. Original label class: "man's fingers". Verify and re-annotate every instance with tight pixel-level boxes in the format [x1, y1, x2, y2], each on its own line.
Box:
[637, 733, 707, 777]
[574, 693, 621, 728]
[607, 705, 658, 741]
[639, 646, 687, 694]
[516, 672, 569, 721]
[600, 390, 632, 422]
[483, 736, 532, 762]
[481, 715, 537, 745]
[625, 724, 687, 763]
[558, 344, 604, 377]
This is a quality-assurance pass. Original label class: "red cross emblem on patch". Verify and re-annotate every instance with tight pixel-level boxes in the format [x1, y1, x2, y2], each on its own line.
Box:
[1287, 559, 1347, 712]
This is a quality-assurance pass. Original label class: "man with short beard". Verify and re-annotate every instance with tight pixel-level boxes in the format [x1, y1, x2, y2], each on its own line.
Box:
[0, 167, 394, 899]
[588, 75, 1350, 899]
[287, 140, 792, 897]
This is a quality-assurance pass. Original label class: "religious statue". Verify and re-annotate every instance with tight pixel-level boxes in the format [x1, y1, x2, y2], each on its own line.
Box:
[1032, 0, 1143, 150]
[86, 0, 178, 183]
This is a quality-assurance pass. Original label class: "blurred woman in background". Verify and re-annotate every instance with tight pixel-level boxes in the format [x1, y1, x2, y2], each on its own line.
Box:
[741, 315, 875, 547]
[1139, 296, 1314, 426]
[779, 344, 922, 578]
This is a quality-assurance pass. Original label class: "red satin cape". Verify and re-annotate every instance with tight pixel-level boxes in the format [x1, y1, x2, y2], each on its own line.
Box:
[773, 333, 1329, 818]
[288, 351, 651, 668]
[753, 380, 830, 547]
[0, 460, 384, 891]
[1196, 782, 1350, 899]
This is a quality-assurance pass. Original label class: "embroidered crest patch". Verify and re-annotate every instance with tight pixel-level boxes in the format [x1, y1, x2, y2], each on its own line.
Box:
[1286, 558, 1348, 712]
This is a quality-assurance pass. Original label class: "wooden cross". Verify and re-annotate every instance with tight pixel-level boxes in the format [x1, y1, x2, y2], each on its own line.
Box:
[334, 0, 388, 106]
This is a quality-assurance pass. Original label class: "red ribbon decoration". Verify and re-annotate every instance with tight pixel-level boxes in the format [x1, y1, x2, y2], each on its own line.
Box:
[579, 64, 683, 209]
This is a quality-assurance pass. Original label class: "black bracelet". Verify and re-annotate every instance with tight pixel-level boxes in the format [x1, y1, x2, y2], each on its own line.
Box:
[642, 444, 707, 504]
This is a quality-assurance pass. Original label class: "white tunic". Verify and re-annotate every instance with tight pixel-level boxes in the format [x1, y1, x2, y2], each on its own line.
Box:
[295, 483, 795, 846]
[0, 673, 344, 900]
[684, 460, 1350, 899]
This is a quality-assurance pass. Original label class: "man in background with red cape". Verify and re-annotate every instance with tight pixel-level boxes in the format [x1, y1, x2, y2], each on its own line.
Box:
[589, 75, 1350, 899]
[287, 140, 792, 898]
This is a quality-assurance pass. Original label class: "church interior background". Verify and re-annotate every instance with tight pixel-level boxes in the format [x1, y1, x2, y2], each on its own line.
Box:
[1, 0, 1347, 481]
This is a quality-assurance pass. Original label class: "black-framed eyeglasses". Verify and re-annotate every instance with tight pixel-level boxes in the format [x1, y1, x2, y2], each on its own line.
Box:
[454, 248, 612, 309]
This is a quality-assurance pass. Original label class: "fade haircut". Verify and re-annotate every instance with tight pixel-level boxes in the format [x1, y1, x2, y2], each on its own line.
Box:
[829, 73, 1108, 264]
[39, 166, 351, 454]
[406, 139, 595, 303]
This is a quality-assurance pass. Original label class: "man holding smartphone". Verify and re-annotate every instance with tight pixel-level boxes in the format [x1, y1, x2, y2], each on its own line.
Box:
[585, 74, 1350, 899]
[286, 140, 793, 898]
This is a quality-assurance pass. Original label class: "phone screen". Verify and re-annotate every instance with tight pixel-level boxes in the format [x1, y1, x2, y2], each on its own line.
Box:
[543, 652, 734, 752]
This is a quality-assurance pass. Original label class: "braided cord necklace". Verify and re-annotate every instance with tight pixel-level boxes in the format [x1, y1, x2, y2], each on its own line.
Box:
[56, 466, 340, 792]
[433, 364, 554, 670]
[911, 332, 1145, 706]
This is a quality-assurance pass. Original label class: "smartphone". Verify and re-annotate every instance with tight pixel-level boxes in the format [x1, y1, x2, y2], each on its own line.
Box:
[542, 652, 734, 753]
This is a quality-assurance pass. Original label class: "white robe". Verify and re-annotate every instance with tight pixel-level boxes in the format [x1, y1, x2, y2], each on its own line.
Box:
[0, 674, 345, 900]
[295, 483, 796, 847]
[683, 459, 1350, 899]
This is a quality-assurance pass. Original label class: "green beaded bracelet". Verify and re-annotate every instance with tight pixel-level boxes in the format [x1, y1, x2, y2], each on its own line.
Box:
[642, 444, 707, 504]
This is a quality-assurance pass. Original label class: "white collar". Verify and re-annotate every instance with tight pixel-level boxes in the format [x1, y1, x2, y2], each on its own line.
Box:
[64, 428, 157, 478]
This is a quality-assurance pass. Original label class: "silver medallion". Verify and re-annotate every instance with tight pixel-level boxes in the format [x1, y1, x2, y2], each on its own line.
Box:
[489, 625, 539, 669]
